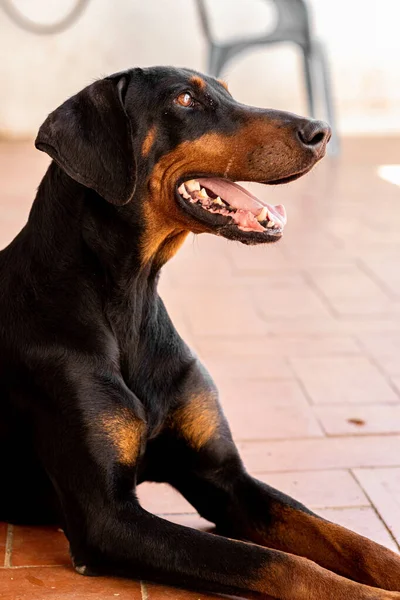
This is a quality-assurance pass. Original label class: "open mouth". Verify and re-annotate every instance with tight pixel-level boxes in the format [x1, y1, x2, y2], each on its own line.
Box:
[177, 178, 287, 239]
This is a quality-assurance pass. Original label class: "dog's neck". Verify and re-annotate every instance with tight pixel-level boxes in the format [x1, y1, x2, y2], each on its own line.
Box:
[27, 162, 187, 299]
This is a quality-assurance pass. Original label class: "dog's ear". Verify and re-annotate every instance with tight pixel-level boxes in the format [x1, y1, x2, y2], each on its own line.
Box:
[35, 77, 136, 205]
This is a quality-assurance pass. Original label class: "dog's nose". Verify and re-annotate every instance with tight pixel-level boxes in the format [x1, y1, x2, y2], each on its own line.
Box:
[297, 119, 331, 151]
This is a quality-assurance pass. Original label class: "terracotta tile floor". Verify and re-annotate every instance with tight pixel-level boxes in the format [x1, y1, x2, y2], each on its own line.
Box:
[1, 137, 400, 598]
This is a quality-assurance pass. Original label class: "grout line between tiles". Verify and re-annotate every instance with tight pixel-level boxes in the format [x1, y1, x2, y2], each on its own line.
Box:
[4, 524, 13, 568]
[238, 433, 400, 443]
[350, 469, 400, 552]
[0, 564, 66, 569]
[245, 465, 400, 475]
[301, 269, 340, 320]
[357, 259, 398, 301]
[368, 499, 400, 552]
[156, 511, 196, 516]
[141, 580, 149, 600]
[354, 337, 400, 400]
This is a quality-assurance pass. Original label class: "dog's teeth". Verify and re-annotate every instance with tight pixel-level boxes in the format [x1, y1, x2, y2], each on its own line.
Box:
[178, 183, 191, 199]
[185, 180, 200, 192]
[213, 196, 223, 205]
[257, 207, 268, 222]
[199, 188, 208, 199]
[267, 220, 275, 228]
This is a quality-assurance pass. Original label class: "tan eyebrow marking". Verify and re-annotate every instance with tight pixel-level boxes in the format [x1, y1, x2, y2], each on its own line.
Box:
[190, 75, 207, 91]
[218, 79, 229, 91]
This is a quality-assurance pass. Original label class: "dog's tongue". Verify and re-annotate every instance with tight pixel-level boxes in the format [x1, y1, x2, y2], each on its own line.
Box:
[197, 178, 287, 228]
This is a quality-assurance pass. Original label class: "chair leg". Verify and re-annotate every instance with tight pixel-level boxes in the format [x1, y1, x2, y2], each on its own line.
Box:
[302, 49, 317, 119]
[207, 44, 233, 79]
[312, 41, 340, 155]
[207, 44, 220, 78]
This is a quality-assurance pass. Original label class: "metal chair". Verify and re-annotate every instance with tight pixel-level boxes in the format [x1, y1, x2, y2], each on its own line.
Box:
[195, 0, 339, 155]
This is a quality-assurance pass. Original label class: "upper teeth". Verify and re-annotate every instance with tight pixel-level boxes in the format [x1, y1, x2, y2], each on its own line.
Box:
[177, 183, 191, 199]
[257, 207, 268, 222]
[185, 180, 201, 192]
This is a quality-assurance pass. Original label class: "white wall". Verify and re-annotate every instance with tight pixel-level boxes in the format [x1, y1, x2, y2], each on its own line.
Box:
[1, 0, 400, 138]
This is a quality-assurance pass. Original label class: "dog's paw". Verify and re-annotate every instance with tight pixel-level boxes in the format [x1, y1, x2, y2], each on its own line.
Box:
[71, 556, 98, 578]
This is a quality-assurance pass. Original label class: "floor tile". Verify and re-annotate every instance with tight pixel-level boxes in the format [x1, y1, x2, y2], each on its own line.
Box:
[353, 468, 400, 544]
[11, 526, 70, 567]
[231, 272, 305, 287]
[357, 332, 400, 377]
[137, 483, 194, 515]
[280, 239, 355, 269]
[223, 402, 323, 441]
[361, 260, 400, 298]
[238, 435, 400, 473]
[166, 242, 234, 284]
[195, 336, 360, 359]
[0, 523, 7, 566]
[326, 297, 393, 316]
[318, 507, 398, 552]
[227, 242, 292, 273]
[307, 267, 390, 303]
[251, 283, 332, 320]
[259, 316, 400, 335]
[145, 582, 240, 599]
[315, 405, 400, 436]
[290, 356, 399, 404]
[392, 378, 400, 396]
[203, 355, 291, 381]
[180, 287, 270, 336]
[259, 470, 369, 509]
[160, 514, 214, 531]
[0, 567, 142, 599]
[218, 379, 310, 408]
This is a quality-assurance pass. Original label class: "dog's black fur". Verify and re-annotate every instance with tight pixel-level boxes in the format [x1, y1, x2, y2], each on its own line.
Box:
[1, 67, 400, 599]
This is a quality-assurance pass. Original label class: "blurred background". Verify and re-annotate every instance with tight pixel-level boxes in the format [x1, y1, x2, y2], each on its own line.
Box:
[1, 0, 400, 137]
[1, 2, 400, 598]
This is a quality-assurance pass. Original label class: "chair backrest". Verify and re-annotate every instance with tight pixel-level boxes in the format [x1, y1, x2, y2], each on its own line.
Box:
[273, 0, 312, 36]
[194, 0, 312, 44]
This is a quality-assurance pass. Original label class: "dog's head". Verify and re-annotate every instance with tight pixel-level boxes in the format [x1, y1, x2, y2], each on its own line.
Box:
[36, 67, 330, 258]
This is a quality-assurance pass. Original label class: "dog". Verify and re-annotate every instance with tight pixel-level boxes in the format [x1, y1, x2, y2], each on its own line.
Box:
[1, 66, 400, 600]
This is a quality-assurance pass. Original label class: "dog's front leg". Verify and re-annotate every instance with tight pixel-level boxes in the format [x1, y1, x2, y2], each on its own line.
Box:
[71, 503, 400, 600]
[163, 365, 400, 593]
[218, 474, 400, 593]
[33, 373, 398, 600]
[168, 439, 400, 592]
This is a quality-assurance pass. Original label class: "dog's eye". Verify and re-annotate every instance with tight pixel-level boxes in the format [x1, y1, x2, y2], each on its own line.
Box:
[175, 92, 195, 108]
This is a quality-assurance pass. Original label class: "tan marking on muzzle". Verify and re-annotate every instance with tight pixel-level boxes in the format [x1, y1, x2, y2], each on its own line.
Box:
[140, 119, 311, 262]
[149, 124, 302, 197]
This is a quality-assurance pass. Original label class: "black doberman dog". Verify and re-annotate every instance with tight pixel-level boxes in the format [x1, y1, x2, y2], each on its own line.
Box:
[1, 67, 400, 600]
